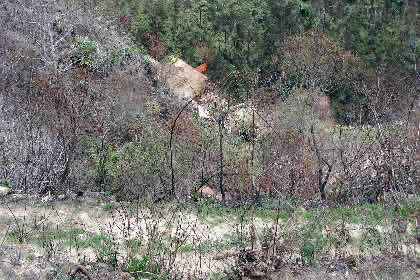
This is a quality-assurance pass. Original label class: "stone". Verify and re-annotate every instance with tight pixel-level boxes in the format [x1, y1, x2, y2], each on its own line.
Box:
[41, 194, 53, 203]
[197, 185, 231, 201]
[158, 58, 208, 99]
[0, 186, 12, 196]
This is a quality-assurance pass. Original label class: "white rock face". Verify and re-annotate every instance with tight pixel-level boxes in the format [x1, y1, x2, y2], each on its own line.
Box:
[197, 105, 212, 120]
[0, 186, 12, 196]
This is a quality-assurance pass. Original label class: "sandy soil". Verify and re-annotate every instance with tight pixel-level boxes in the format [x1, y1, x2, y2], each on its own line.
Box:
[0, 192, 417, 280]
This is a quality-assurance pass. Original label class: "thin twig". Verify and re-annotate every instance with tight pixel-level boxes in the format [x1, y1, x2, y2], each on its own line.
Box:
[130, 270, 161, 277]
[6, 204, 24, 242]
[0, 225, 10, 249]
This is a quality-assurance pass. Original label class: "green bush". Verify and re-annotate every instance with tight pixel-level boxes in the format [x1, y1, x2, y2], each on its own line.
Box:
[89, 232, 118, 266]
[299, 241, 315, 264]
[128, 256, 149, 279]
[70, 38, 98, 68]
[109, 47, 142, 65]
[0, 178, 11, 187]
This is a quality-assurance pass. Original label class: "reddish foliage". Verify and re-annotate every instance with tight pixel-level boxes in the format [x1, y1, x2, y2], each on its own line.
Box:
[120, 15, 134, 32]
[194, 42, 216, 65]
[144, 33, 164, 58]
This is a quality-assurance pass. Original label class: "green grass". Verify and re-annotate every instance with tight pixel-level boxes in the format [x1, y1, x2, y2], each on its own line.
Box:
[209, 272, 230, 280]
[252, 206, 291, 222]
[103, 203, 115, 212]
[127, 239, 143, 255]
[81, 232, 114, 248]
[213, 235, 237, 253]
[364, 204, 386, 224]
[195, 238, 235, 255]
[24, 254, 35, 261]
[166, 197, 418, 263]
[197, 204, 231, 220]
[180, 244, 194, 253]
[301, 210, 316, 221]
[7, 223, 91, 260]
[83, 232, 118, 264]
[31, 225, 84, 246]
[5, 195, 417, 272]
[7, 219, 121, 264]
[207, 216, 228, 227]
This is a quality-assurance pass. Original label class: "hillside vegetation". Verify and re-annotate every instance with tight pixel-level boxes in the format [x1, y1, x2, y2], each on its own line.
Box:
[0, 0, 418, 279]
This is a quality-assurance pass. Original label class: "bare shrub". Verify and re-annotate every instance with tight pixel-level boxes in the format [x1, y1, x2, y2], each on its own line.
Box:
[102, 199, 212, 278]
[328, 77, 419, 204]
[255, 89, 329, 200]
[257, 30, 418, 203]
[0, 0, 154, 194]
[266, 29, 370, 124]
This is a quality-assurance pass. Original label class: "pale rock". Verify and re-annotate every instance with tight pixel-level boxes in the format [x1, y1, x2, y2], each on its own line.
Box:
[158, 58, 208, 99]
[41, 194, 53, 203]
[0, 186, 11, 196]
[197, 185, 231, 201]
[197, 105, 212, 119]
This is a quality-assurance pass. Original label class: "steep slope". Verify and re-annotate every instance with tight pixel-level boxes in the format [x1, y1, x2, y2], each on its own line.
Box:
[0, 0, 157, 193]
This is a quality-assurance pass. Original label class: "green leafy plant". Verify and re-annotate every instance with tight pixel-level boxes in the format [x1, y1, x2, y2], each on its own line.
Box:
[128, 256, 149, 279]
[345, 255, 357, 268]
[89, 138, 121, 193]
[299, 240, 315, 264]
[89, 232, 118, 266]
[168, 54, 179, 63]
[128, 255, 165, 279]
[6, 205, 47, 244]
[298, 229, 327, 265]
[209, 272, 230, 280]
[180, 244, 193, 253]
[0, 178, 11, 187]
[103, 203, 115, 212]
[70, 38, 97, 68]
[147, 102, 161, 114]
[109, 47, 141, 65]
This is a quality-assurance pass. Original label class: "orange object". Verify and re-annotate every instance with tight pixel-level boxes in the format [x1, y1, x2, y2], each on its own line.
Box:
[195, 63, 207, 72]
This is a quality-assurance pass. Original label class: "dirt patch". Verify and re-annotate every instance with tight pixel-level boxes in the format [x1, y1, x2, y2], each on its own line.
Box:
[268, 257, 417, 280]
[0, 193, 417, 279]
[0, 193, 238, 278]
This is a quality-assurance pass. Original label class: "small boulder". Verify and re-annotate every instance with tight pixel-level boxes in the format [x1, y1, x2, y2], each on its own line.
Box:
[197, 185, 230, 201]
[41, 194, 53, 203]
[0, 186, 12, 196]
[198, 185, 217, 198]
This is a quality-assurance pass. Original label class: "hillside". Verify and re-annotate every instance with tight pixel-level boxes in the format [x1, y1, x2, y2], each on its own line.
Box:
[0, 0, 419, 279]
